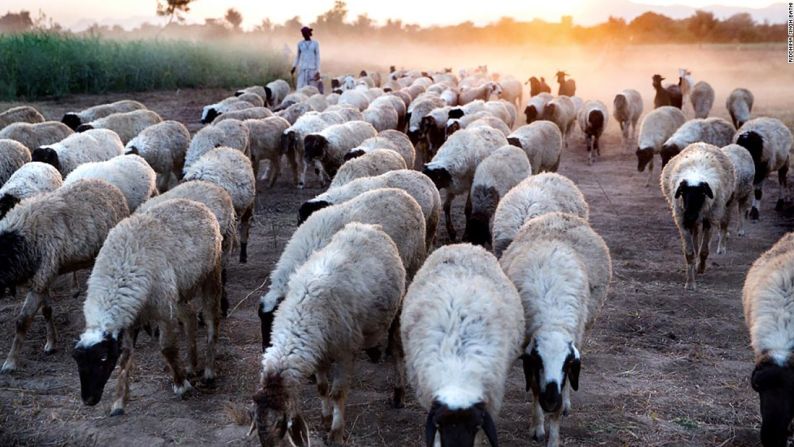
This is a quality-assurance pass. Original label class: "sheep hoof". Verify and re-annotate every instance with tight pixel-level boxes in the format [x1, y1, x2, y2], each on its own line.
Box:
[738, 230, 746, 237]
[0, 360, 16, 373]
[531, 428, 545, 442]
[44, 346, 56, 355]
[776, 199, 785, 211]
[110, 408, 125, 417]
[365, 347, 382, 363]
[201, 377, 216, 389]
[391, 387, 405, 409]
[749, 207, 760, 221]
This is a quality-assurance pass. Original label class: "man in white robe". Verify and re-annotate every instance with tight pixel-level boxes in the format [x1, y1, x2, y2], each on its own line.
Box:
[290, 26, 322, 93]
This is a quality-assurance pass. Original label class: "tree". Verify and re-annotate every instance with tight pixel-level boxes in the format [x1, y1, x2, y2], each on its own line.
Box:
[0, 10, 34, 33]
[225, 8, 243, 31]
[156, 0, 195, 26]
[315, 0, 348, 31]
[687, 10, 718, 40]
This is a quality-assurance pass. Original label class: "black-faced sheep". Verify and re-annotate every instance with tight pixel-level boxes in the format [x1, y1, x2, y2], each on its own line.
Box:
[542, 96, 577, 147]
[734, 117, 793, 220]
[211, 107, 273, 124]
[635, 106, 687, 186]
[304, 120, 378, 183]
[459, 82, 502, 105]
[660, 143, 736, 290]
[0, 162, 62, 220]
[73, 199, 222, 415]
[577, 100, 609, 165]
[32, 128, 125, 176]
[402, 243, 524, 447]
[652, 74, 683, 109]
[613, 89, 643, 145]
[0, 139, 31, 187]
[524, 93, 553, 125]
[184, 119, 250, 171]
[76, 110, 163, 145]
[0, 121, 73, 151]
[243, 116, 291, 188]
[660, 117, 735, 167]
[726, 88, 754, 129]
[507, 121, 563, 175]
[0, 179, 130, 372]
[282, 110, 345, 188]
[62, 100, 146, 130]
[125, 120, 190, 192]
[263, 79, 291, 108]
[345, 130, 416, 169]
[330, 149, 406, 188]
[1, 106, 45, 130]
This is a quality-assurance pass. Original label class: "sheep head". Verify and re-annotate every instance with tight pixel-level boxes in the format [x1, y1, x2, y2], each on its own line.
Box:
[425, 400, 498, 447]
[422, 165, 452, 190]
[297, 200, 331, 225]
[675, 179, 713, 229]
[0, 194, 21, 220]
[252, 374, 309, 447]
[523, 105, 539, 124]
[521, 333, 580, 413]
[303, 135, 328, 162]
[31, 147, 62, 173]
[736, 131, 767, 184]
[659, 143, 680, 167]
[751, 358, 794, 447]
[72, 330, 124, 407]
[636, 147, 654, 172]
[202, 107, 220, 124]
[61, 113, 82, 130]
[280, 130, 299, 156]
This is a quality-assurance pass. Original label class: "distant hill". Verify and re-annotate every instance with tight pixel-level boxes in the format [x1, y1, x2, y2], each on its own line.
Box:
[577, 1, 785, 25]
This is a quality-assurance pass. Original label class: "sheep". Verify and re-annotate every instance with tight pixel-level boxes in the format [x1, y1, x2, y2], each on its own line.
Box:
[726, 88, 754, 129]
[234, 85, 268, 103]
[326, 92, 340, 105]
[0, 162, 62, 220]
[258, 188, 426, 351]
[345, 130, 416, 169]
[690, 81, 715, 119]
[76, 110, 163, 145]
[543, 96, 577, 147]
[507, 121, 563, 175]
[577, 100, 609, 165]
[0, 139, 31, 187]
[0, 179, 129, 372]
[401, 244, 524, 447]
[660, 142, 736, 290]
[742, 232, 794, 447]
[263, 79, 291, 107]
[254, 223, 406, 446]
[32, 129, 125, 176]
[423, 126, 509, 241]
[201, 97, 256, 124]
[635, 106, 687, 186]
[338, 89, 370, 111]
[325, 105, 364, 122]
[440, 87, 459, 106]
[62, 100, 146, 130]
[0, 121, 73, 151]
[183, 147, 255, 263]
[660, 117, 735, 167]
[466, 146, 532, 247]
[418, 106, 453, 156]
[73, 198, 222, 415]
[407, 95, 447, 146]
[299, 169, 441, 250]
[241, 116, 292, 188]
[363, 102, 399, 131]
[281, 111, 345, 188]
[720, 144, 755, 237]
[276, 102, 316, 125]
[499, 212, 611, 447]
[125, 120, 190, 192]
[613, 89, 643, 145]
[0, 106, 45, 129]
[371, 95, 407, 130]
[499, 77, 523, 109]
[330, 149, 406, 189]
[459, 82, 501, 105]
[64, 154, 157, 212]
[555, 71, 576, 97]
[524, 93, 553, 125]
[492, 173, 590, 257]
[467, 116, 512, 137]
[678, 68, 694, 104]
[184, 119, 250, 170]
[304, 120, 378, 184]
[306, 93, 329, 112]
[652, 74, 683, 109]
[211, 107, 273, 124]
[734, 117, 794, 220]
[499, 99, 518, 129]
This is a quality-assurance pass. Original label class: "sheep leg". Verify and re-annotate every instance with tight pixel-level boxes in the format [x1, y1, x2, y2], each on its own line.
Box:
[110, 335, 134, 416]
[201, 266, 222, 387]
[177, 302, 198, 376]
[41, 292, 57, 354]
[682, 228, 698, 291]
[777, 163, 789, 210]
[586, 135, 593, 166]
[298, 157, 309, 189]
[530, 392, 546, 442]
[737, 197, 750, 236]
[562, 385, 571, 416]
[328, 358, 351, 446]
[316, 368, 333, 430]
[2, 289, 45, 372]
[267, 156, 281, 188]
[698, 222, 712, 274]
[286, 150, 299, 186]
[645, 159, 654, 188]
[238, 206, 252, 264]
[750, 181, 763, 221]
[389, 316, 406, 409]
[443, 192, 457, 242]
[546, 408, 563, 447]
[160, 323, 192, 397]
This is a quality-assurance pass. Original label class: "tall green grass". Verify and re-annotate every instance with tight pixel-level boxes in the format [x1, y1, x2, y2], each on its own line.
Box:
[0, 32, 290, 100]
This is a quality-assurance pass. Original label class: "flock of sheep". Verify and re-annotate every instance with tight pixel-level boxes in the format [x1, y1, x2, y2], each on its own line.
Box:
[0, 62, 792, 447]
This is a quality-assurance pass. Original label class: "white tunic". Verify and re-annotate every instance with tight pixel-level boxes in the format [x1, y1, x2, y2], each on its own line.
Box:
[293, 40, 320, 71]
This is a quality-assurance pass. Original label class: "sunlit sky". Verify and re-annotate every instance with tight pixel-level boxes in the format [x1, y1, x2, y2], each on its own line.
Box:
[3, 0, 784, 30]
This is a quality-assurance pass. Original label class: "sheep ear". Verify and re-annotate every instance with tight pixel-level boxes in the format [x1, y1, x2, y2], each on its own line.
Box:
[703, 183, 713, 199]
[287, 413, 310, 447]
[675, 181, 687, 198]
[481, 408, 499, 447]
[425, 402, 440, 447]
[566, 344, 581, 391]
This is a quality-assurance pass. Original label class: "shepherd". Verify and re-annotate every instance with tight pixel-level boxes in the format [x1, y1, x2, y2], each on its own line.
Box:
[291, 26, 322, 93]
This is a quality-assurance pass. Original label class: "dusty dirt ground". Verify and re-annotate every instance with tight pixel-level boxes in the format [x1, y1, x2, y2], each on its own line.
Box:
[1, 43, 794, 446]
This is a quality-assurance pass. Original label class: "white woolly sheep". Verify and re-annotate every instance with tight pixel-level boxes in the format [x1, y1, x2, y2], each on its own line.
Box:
[62, 100, 146, 130]
[1, 106, 45, 130]
[297, 85, 320, 97]
[524, 93, 553, 124]
[402, 243, 524, 447]
[201, 97, 254, 124]
[275, 92, 310, 112]
[258, 188, 426, 351]
[263, 79, 290, 108]
[211, 107, 273, 124]
[281, 111, 346, 188]
[459, 81, 501, 105]
[660, 117, 735, 167]
[734, 117, 793, 220]
[338, 89, 370, 111]
[0, 139, 31, 187]
[64, 154, 157, 212]
[234, 85, 268, 103]
[330, 149, 406, 188]
[345, 129, 416, 169]
[184, 119, 250, 171]
[254, 222, 406, 446]
[423, 126, 509, 241]
[306, 93, 329, 112]
[507, 121, 563, 174]
[492, 173, 590, 257]
[577, 100, 609, 165]
[499, 78, 523, 109]
[371, 95, 407, 129]
[325, 105, 364, 121]
[77, 110, 163, 145]
[635, 106, 687, 186]
[742, 231, 794, 446]
[613, 89, 643, 145]
[0, 179, 129, 372]
[543, 96, 577, 147]
[0, 162, 62, 220]
[299, 169, 441, 250]
[660, 142, 736, 290]
[32, 128, 125, 176]
[690, 81, 715, 119]
[499, 211, 611, 447]
[125, 120, 190, 192]
[304, 120, 378, 183]
[418, 106, 453, 156]
[467, 116, 512, 137]
[276, 102, 315, 125]
[73, 198, 222, 415]
[720, 144, 755, 237]
[726, 88, 754, 129]
[466, 145, 532, 247]
[0, 121, 73, 151]
[183, 147, 255, 263]
[363, 102, 399, 132]
[407, 95, 447, 149]
[243, 116, 291, 187]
